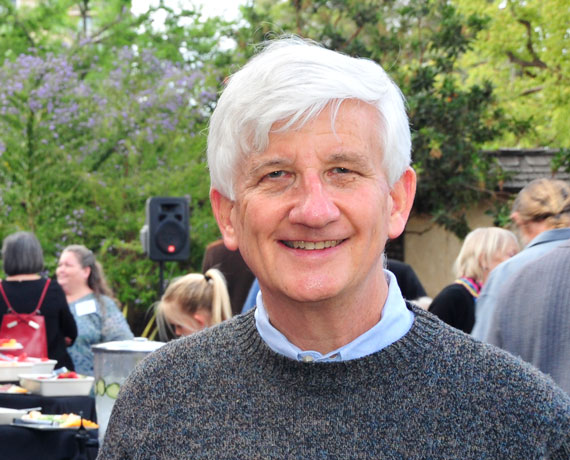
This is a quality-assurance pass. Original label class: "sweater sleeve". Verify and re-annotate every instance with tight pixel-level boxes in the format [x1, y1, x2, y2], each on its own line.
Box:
[549, 438, 570, 460]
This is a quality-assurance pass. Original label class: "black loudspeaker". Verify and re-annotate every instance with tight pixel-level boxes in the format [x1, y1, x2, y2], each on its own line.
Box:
[141, 197, 190, 261]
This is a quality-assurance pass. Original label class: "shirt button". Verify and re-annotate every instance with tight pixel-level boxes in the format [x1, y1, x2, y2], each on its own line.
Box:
[301, 355, 314, 363]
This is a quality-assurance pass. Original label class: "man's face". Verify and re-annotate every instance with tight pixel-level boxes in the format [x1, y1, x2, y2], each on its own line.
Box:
[212, 101, 415, 307]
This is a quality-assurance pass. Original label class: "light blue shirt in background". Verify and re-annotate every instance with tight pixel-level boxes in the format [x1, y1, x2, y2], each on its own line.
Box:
[472, 227, 570, 342]
[254, 270, 415, 362]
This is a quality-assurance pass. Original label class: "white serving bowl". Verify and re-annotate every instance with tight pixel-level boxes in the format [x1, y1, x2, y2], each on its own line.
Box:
[18, 373, 94, 397]
[29, 359, 57, 375]
[0, 362, 34, 382]
[0, 407, 28, 425]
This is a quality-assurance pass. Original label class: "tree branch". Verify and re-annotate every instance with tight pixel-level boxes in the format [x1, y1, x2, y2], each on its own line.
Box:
[519, 86, 543, 96]
[506, 19, 547, 70]
[339, 24, 364, 51]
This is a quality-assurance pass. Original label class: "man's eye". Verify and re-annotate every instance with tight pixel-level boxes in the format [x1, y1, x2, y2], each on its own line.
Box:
[267, 170, 286, 178]
[332, 167, 351, 174]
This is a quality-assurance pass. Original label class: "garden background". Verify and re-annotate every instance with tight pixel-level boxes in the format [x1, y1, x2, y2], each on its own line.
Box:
[0, 0, 568, 334]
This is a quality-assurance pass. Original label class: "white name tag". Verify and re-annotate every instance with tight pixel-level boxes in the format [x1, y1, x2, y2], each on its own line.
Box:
[74, 299, 97, 317]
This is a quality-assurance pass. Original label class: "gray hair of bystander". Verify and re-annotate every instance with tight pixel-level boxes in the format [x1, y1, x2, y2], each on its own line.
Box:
[2, 231, 44, 276]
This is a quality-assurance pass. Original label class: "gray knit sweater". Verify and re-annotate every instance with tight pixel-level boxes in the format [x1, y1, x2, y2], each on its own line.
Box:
[98, 306, 570, 459]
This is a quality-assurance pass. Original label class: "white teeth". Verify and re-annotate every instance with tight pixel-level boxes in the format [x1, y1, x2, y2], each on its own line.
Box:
[286, 240, 342, 250]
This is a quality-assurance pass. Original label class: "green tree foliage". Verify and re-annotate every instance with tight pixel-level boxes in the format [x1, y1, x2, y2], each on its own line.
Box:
[0, 1, 230, 324]
[0, 0, 75, 57]
[235, 0, 509, 236]
[453, 0, 570, 149]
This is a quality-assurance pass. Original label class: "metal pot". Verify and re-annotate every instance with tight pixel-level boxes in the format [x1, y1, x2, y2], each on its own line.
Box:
[92, 338, 164, 443]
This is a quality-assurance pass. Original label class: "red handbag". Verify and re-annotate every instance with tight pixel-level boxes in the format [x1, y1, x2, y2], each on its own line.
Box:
[0, 278, 50, 358]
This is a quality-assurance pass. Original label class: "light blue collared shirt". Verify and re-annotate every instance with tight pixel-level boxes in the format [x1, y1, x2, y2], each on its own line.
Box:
[254, 270, 415, 362]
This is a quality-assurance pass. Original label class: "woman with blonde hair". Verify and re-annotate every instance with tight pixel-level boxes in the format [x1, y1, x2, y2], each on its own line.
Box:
[429, 227, 519, 333]
[472, 178, 570, 340]
[155, 268, 232, 340]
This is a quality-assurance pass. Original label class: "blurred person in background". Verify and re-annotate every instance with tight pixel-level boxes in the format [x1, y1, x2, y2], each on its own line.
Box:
[202, 239, 255, 316]
[486, 240, 570, 394]
[386, 259, 431, 309]
[429, 227, 519, 333]
[472, 178, 570, 340]
[0, 231, 76, 369]
[56, 244, 133, 375]
[154, 268, 232, 341]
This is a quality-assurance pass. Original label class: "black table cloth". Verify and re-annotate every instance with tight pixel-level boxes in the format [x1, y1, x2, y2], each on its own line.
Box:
[0, 393, 98, 460]
[0, 393, 97, 421]
[0, 425, 98, 460]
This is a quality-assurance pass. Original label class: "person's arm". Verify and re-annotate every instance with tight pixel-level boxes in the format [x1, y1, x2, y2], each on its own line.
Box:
[470, 269, 499, 340]
[52, 280, 78, 345]
[100, 296, 134, 342]
[428, 286, 470, 332]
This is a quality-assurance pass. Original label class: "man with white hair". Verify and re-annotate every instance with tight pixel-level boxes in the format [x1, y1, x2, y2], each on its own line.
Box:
[98, 38, 569, 459]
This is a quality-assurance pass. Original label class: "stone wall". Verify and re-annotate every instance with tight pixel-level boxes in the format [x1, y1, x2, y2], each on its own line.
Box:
[489, 148, 569, 190]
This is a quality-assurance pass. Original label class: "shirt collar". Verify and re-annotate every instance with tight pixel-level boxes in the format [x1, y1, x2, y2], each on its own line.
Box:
[254, 269, 414, 362]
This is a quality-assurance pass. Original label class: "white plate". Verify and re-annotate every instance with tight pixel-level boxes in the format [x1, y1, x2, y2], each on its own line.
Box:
[0, 360, 56, 382]
[11, 422, 97, 431]
[0, 407, 27, 425]
[0, 343, 23, 352]
[18, 374, 94, 397]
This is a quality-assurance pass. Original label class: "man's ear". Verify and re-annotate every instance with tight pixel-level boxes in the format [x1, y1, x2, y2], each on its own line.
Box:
[388, 167, 417, 240]
[210, 189, 239, 251]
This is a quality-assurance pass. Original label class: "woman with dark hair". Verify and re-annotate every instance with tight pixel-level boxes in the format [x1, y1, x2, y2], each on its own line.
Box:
[0, 231, 77, 369]
[56, 244, 133, 375]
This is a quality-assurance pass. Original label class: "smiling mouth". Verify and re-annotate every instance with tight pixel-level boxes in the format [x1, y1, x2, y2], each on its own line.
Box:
[282, 240, 344, 250]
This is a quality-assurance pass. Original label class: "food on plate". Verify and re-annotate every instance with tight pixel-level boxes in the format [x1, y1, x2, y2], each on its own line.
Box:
[35, 370, 87, 380]
[23, 410, 99, 428]
[0, 383, 28, 394]
[57, 371, 79, 379]
[0, 339, 22, 349]
[0, 352, 50, 363]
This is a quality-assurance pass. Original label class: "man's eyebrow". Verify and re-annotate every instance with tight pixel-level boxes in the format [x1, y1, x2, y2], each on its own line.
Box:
[247, 158, 292, 176]
[327, 152, 372, 167]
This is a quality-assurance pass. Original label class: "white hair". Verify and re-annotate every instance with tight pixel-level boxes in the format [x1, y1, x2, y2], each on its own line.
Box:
[207, 36, 411, 199]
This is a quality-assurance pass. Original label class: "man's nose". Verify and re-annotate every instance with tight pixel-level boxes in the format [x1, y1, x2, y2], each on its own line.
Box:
[288, 172, 340, 227]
